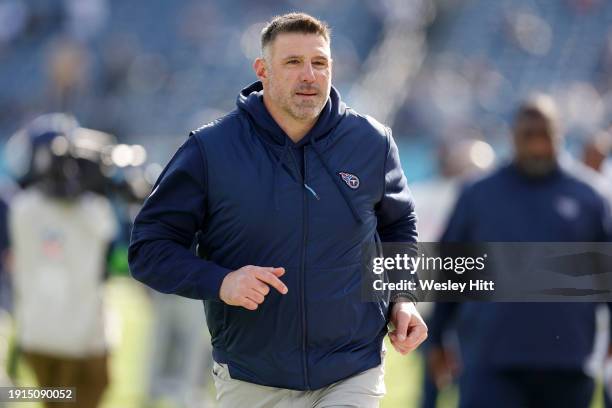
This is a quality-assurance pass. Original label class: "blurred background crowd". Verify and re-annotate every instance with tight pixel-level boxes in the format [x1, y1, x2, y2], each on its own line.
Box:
[0, 0, 611, 407]
[0, 0, 611, 174]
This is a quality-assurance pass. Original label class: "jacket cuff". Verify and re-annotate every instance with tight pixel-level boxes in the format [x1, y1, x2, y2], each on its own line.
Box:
[199, 261, 233, 301]
[391, 292, 418, 304]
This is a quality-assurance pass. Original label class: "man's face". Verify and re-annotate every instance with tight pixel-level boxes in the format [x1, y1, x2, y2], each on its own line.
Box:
[513, 113, 559, 176]
[256, 33, 332, 122]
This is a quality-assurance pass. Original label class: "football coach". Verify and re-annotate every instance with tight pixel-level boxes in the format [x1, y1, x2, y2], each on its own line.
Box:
[129, 12, 427, 407]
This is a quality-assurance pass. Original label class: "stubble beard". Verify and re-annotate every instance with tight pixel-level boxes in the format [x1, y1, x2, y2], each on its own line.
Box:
[269, 78, 326, 123]
[287, 96, 322, 122]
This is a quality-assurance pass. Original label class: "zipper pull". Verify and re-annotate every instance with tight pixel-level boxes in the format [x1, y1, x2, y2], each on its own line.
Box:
[304, 183, 320, 200]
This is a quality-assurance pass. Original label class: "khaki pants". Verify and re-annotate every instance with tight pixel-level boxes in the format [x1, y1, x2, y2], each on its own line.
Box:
[212, 359, 386, 408]
[22, 350, 109, 408]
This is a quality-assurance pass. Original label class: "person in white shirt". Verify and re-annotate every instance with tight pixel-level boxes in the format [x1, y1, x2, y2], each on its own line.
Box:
[7, 114, 118, 408]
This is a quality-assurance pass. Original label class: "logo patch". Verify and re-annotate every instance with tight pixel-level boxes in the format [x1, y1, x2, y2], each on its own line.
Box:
[339, 172, 360, 189]
[555, 196, 580, 220]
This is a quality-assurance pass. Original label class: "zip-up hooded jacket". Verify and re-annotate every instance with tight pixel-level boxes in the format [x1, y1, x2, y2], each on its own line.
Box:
[129, 81, 417, 390]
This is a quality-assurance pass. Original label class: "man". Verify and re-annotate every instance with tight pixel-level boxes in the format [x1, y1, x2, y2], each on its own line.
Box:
[9, 114, 118, 408]
[145, 292, 212, 408]
[0, 195, 11, 387]
[428, 95, 612, 407]
[584, 130, 612, 408]
[410, 138, 496, 408]
[129, 13, 427, 408]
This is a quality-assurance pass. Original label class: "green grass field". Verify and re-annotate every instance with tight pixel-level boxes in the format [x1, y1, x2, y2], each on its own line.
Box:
[4, 278, 605, 407]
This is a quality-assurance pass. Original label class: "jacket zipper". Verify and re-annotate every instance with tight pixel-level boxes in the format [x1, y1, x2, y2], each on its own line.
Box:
[300, 147, 310, 389]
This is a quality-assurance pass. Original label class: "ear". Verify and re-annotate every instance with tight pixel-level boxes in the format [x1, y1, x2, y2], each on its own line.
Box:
[253, 58, 267, 81]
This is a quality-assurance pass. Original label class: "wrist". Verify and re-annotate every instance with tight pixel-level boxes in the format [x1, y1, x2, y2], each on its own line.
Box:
[392, 294, 417, 306]
[218, 270, 236, 303]
[391, 301, 416, 315]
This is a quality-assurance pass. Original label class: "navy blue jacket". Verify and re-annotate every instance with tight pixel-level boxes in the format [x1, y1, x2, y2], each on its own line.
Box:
[128, 82, 417, 390]
[429, 162, 612, 371]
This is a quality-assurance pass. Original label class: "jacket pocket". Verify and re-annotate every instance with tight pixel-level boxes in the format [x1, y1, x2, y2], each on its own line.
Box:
[306, 263, 387, 349]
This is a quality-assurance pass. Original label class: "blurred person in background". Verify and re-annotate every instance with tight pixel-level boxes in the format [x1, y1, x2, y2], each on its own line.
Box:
[7, 113, 118, 408]
[45, 36, 93, 111]
[409, 138, 496, 408]
[585, 129, 612, 408]
[129, 12, 427, 408]
[427, 94, 612, 408]
[145, 292, 212, 408]
[0, 193, 12, 387]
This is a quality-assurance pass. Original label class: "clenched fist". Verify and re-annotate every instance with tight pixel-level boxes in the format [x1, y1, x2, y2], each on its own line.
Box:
[388, 302, 428, 355]
[220, 265, 288, 310]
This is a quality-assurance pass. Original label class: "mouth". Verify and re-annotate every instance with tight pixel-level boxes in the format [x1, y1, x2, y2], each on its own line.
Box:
[295, 91, 318, 97]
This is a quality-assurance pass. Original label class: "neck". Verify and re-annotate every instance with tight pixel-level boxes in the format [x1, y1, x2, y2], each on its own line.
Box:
[263, 95, 317, 143]
[512, 158, 559, 180]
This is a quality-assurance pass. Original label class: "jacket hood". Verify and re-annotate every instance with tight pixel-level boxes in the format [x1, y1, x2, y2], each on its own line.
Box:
[236, 81, 362, 223]
[236, 81, 347, 147]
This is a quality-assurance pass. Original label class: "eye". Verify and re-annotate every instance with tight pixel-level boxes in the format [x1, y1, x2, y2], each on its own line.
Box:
[313, 60, 328, 68]
[286, 59, 300, 65]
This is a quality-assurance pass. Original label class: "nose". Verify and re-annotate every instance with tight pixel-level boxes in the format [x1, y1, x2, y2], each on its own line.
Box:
[300, 62, 316, 83]
[527, 133, 554, 155]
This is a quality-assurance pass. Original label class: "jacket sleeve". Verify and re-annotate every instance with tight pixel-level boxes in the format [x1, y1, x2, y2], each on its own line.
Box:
[128, 135, 231, 301]
[375, 129, 418, 304]
[375, 128, 418, 243]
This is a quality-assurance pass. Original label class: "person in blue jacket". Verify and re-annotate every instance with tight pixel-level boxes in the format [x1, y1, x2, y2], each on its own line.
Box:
[129, 12, 427, 408]
[0, 197, 10, 314]
[427, 94, 612, 408]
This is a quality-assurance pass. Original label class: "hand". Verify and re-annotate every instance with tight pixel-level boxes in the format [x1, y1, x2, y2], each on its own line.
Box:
[427, 346, 459, 389]
[388, 302, 427, 355]
[220, 265, 288, 310]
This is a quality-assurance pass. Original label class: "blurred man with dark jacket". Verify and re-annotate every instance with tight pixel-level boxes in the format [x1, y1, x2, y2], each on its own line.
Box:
[428, 94, 612, 408]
